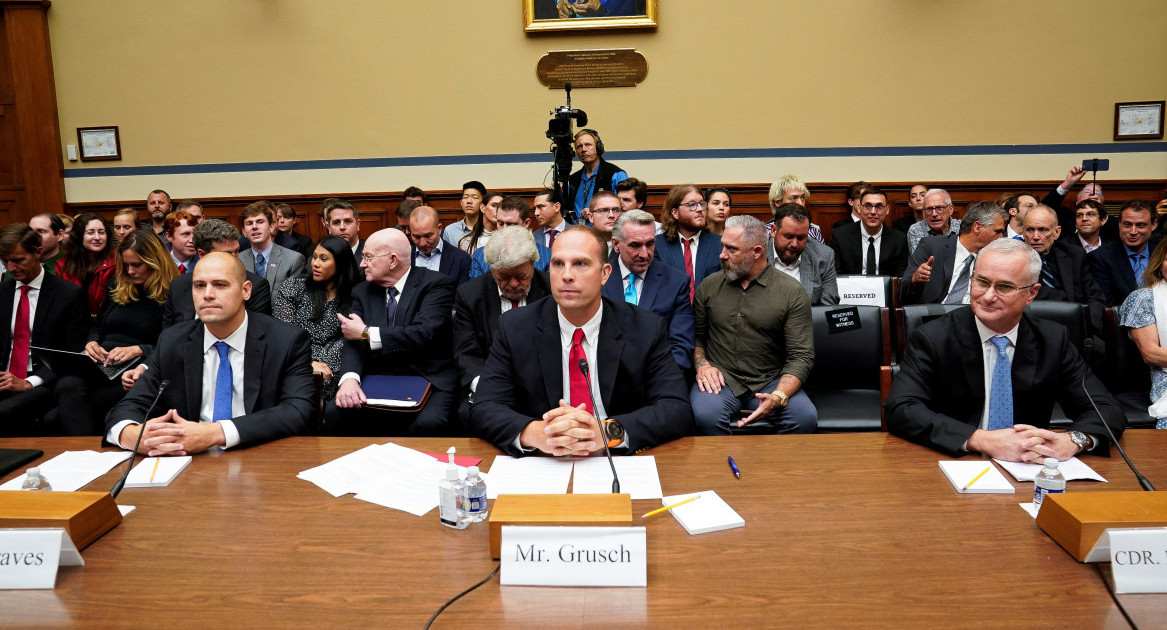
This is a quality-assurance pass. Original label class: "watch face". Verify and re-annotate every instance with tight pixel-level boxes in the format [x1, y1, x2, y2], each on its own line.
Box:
[605, 420, 625, 441]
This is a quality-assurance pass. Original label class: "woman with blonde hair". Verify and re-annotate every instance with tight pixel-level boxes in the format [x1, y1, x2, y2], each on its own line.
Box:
[111, 208, 140, 243]
[1119, 236, 1167, 429]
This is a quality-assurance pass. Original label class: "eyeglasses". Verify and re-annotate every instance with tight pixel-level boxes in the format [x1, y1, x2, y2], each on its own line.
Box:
[591, 207, 622, 216]
[924, 204, 952, 214]
[678, 201, 707, 211]
[361, 253, 391, 263]
[971, 275, 1034, 296]
[861, 203, 888, 211]
[1075, 211, 1100, 219]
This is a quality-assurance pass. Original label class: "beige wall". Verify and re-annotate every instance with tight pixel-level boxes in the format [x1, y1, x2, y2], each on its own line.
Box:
[48, 0, 1167, 200]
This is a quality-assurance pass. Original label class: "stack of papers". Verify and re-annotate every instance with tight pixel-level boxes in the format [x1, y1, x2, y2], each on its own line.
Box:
[938, 461, 1015, 494]
[125, 456, 192, 488]
[0, 450, 131, 492]
[297, 443, 489, 517]
[993, 457, 1107, 482]
[662, 490, 744, 535]
[483, 455, 664, 500]
[572, 456, 662, 499]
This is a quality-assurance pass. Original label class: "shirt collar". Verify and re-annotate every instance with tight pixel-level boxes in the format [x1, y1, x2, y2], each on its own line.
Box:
[772, 241, 800, 270]
[557, 302, 603, 349]
[974, 315, 1019, 348]
[417, 240, 443, 259]
[252, 242, 275, 261]
[617, 257, 644, 281]
[861, 225, 883, 240]
[20, 266, 45, 290]
[390, 267, 411, 296]
[1124, 243, 1148, 258]
[680, 231, 701, 245]
[203, 312, 249, 353]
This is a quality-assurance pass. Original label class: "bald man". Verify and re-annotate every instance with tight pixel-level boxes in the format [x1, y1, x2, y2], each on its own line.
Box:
[104, 252, 315, 454]
[409, 205, 472, 288]
[332, 228, 458, 436]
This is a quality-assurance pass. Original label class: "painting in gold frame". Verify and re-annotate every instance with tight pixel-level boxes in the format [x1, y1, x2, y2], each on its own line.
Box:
[524, 0, 658, 32]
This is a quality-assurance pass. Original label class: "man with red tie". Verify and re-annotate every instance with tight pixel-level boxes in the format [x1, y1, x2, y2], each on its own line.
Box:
[0, 224, 89, 436]
[654, 184, 723, 301]
[471, 225, 692, 456]
[532, 189, 567, 250]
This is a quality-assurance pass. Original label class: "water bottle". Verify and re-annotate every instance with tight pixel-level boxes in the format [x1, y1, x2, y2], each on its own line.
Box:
[21, 467, 52, 491]
[438, 465, 468, 529]
[462, 466, 488, 523]
[1032, 457, 1066, 510]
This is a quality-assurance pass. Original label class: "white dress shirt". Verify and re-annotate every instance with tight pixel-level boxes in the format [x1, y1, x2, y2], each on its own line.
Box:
[860, 226, 883, 275]
[9, 267, 45, 388]
[413, 241, 443, 272]
[946, 240, 975, 304]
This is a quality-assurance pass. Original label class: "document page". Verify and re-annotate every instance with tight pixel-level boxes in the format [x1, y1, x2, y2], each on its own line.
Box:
[0, 450, 131, 492]
[572, 456, 662, 499]
[485, 456, 573, 499]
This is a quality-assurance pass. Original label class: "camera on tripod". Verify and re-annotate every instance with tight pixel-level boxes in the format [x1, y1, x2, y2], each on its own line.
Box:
[546, 82, 587, 223]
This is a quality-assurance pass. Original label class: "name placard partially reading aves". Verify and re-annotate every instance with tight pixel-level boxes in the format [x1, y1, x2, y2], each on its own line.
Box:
[500, 525, 646, 587]
[0, 528, 83, 590]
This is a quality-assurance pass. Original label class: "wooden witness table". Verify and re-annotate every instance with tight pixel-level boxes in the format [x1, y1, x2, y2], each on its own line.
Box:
[1, 433, 1166, 629]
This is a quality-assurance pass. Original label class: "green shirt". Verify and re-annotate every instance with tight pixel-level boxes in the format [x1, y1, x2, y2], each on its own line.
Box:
[694, 265, 814, 397]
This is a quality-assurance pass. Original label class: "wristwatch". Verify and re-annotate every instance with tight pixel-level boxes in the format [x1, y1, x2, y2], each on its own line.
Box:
[772, 390, 789, 407]
[1068, 430, 1092, 453]
[361, 325, 370, 341]
[601, 419, 625, 448]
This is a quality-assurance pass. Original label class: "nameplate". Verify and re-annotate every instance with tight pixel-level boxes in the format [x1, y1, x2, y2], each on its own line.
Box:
[0, 528, 83, 590]
[836, 276, 887, 307]
[824, 306, 862, 335]
[500, 525, 646, 587]
[1107, 528, 1167, 593]
[536, 49, 648, 89]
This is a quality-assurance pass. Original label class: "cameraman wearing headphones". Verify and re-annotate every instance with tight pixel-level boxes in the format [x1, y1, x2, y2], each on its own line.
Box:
[568, 129, 629, 217]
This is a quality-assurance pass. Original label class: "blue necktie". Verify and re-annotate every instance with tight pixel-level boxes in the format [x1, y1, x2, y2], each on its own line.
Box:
[386, 287, 398, 325]
[624, 273, 638, 304]
[1131, 252, 1147, 287]
[213, 341, 233, 421]
[255, 252, 266, 278]
[987, 336, 1012, 431]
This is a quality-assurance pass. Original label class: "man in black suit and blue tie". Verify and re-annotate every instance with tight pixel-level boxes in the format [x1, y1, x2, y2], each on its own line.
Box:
[1087, 200, 1156, 306]
[409, 205, 471, 289]
[654, 184, 722, 301]
[602, 210, 694, 370]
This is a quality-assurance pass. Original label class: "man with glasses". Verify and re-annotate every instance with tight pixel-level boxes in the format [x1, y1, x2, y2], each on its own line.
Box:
[1087, 200, 1157, 306]
[827, 187, 909, 276]
[1041, 163, 1119, 242]
[655, 185, 722, 302]
[886, 238, 1124, 461]
[906, 189, 962, 253]
[900, 202, 1007, 305]
[582, 191, 624, 239]
[1023, 204, 1107, 335]
[1060, 199, 1108, 253]
[469, 196, 551, 278]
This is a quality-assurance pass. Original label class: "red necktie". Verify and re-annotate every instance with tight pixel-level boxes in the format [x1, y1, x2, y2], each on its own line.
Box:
[682, 237, 695, 301]
[510, 300, 520, 309]
[568, 328, 592, 414]
[548, 229, 559, 248]
[178, 263, 186, 275]
[10, 285, 30, 378]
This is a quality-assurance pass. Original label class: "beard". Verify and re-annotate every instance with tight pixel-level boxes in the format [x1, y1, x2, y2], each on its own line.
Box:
[722, 257, 751, 282]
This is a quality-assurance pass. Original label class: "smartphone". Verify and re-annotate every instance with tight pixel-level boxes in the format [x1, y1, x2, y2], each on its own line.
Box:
[1082, 158, 1110, 172]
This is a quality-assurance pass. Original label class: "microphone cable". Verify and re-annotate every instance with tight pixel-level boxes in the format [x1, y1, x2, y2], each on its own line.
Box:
[423, 562, 500, 630]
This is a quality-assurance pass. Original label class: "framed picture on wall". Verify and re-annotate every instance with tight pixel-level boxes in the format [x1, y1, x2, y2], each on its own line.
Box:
[524, 0, 658, 32]
[1114, 101, 1164, 140]
[77, 126, 122, 161]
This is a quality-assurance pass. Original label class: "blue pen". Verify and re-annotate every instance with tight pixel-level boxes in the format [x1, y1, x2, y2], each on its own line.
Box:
[728, 456, 740, 479]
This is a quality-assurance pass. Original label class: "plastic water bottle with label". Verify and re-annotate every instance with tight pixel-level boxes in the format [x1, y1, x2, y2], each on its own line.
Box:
[1032, 457, 1066, 510]
[462, 466, 488, 523]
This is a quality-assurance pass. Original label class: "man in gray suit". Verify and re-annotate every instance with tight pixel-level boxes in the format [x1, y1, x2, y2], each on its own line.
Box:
[900, 201, 1007, 305]
[765, 203, 839, 305]
[239, 200, 307, 300]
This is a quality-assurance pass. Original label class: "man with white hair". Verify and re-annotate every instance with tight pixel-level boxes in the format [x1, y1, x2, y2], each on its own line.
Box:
[453, 226, 552, 420]
[691, 215, 817, 435]
[332, 228, 457, 436]
[886, 238, 1124, 462]
[767, 175, 823, 243]
[906, 188, 962, 253]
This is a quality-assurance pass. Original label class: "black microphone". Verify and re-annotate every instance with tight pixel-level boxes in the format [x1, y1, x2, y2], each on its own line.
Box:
[578, 358, 620, 494]
[1080, 374, 1155, 491]
[110, 379, 170, 498]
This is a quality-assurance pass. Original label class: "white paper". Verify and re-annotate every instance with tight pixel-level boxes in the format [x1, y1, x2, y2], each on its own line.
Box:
[662, 490, 745, 535]
[118, 505, 136, 517]
[500, 526, 647, 587]
[993, 457, 1107, 483]
[1108, 528, 1167, 592]
[125, 456, 191, 487]
[572, 456, 662, 499]
[485, 456, 573, 499]
[938, 461, 1015, 493]
[0, 451, 131, 492]
[0, 528, 80, 589]
[1019, 502, 1039, 519]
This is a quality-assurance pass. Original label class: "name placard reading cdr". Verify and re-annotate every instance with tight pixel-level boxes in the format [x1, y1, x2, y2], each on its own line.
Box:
[500, 525, 647, 587]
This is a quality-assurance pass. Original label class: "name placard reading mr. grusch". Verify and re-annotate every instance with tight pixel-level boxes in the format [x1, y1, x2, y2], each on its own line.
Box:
[500, 526, 646, 587]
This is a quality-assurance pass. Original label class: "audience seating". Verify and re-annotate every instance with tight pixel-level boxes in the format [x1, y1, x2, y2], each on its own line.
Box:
[803, 305, 892, 432]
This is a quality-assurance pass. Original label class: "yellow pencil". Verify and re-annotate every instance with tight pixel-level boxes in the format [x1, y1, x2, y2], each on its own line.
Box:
[962, 467, 990, 491]
[148, 457, 160, 483]
[642, 495, 700, 518]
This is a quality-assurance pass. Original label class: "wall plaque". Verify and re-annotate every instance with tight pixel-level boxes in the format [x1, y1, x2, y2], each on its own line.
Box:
[537, 49, 647, 88]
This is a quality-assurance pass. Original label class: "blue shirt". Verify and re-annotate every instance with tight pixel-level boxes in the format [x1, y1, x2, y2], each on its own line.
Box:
[469, 242, 551, 279]
[573, 166, 628, 213]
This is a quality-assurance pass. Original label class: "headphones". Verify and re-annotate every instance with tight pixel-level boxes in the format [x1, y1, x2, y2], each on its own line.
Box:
[575, 128, 605, 157]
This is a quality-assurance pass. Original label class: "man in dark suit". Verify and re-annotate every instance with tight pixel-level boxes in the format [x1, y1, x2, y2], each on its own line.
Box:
[1022, 205, 1107, 333]
[654, 184, 722, 301]
[409, 205, 471, 288]
[602, 210, 694, 370]
[828, 187, 909, 277]
[830, 181, 869, 230]
[1087, 200, 1156, 306]
[161, 220, 271, 328]
[886, 239, 1124, 462]
[333, 228, 457, 436]
[275, 203, 315, 256]
[900, 202, 1007, 305]
[0, 224, 90, 436]
[471, 226, 693, 457]
[321, 198, 364, 277]
[104, 253, 314, 454]
[453, 226, 552, 421]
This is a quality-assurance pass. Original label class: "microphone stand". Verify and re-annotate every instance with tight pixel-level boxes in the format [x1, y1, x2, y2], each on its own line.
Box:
[578, 359, 620, 493]
[1081, 375, 1154, 491]
[110, 380, 170, 498]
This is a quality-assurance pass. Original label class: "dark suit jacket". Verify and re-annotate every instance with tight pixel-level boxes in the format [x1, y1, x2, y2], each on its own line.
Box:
[1036, 241, 1107, 333]
[1042, 187, 1119, 242]
[654, 230, 722, 294]
[412, 244, 472, 289]
[341, 267, 457, 392]
[453, 271, 552, 390]
[601, 256, 695, 369]
[828, 222, 910, 277]
[900, 232, 960, 305]
[891, 215, 917, 235]
[284, 230, 314, 256]
[162, 270, 273, 328]
[0, 272, 89, 384]
[884, 308, 1125, 457]
[104, 314, 315, 447]
[471, 296, 694, 456]
[1087, 240, 1146, 307]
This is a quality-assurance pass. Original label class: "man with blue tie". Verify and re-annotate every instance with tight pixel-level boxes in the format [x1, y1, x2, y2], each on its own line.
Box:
[1087, 200, 1157, 306]
[886, 239, 1123, 462]
[104, 253, 314, 454]
[601, 210, 694, 370]
[654, 184, 722, 301]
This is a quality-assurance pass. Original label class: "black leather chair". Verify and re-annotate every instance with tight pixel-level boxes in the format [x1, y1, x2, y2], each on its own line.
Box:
[803, 305, 891, 432]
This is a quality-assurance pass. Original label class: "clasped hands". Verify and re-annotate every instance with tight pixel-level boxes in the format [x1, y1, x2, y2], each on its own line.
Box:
[118, 409, 226, 457]
[521, 399, 603, 457]
[968, 424, 1080, 463]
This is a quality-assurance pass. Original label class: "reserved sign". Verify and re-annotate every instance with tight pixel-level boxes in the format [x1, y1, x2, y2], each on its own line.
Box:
[0, 528, 83, 590]
[1108, 528, 1167, 593]
[500, 526, 646, 587]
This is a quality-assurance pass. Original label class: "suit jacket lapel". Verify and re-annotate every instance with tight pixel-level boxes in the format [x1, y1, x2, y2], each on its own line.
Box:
[395, 271, 423, 326]
[639, 265, 663, 310]
[29, 275, 54, 346]
[596, 301, 620, 405]
[243, 319, 264, 412]
[536, 300, 562, 405]
[1118, 247, 1138, 294]
[485, 276, 502, 348]
[1011, 316, 1038, 409]
[0, 280, 14, 366]
[1052, 248, 1075, 296]
[954, 309, 986, 400]
[184, 326, 205, 419]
